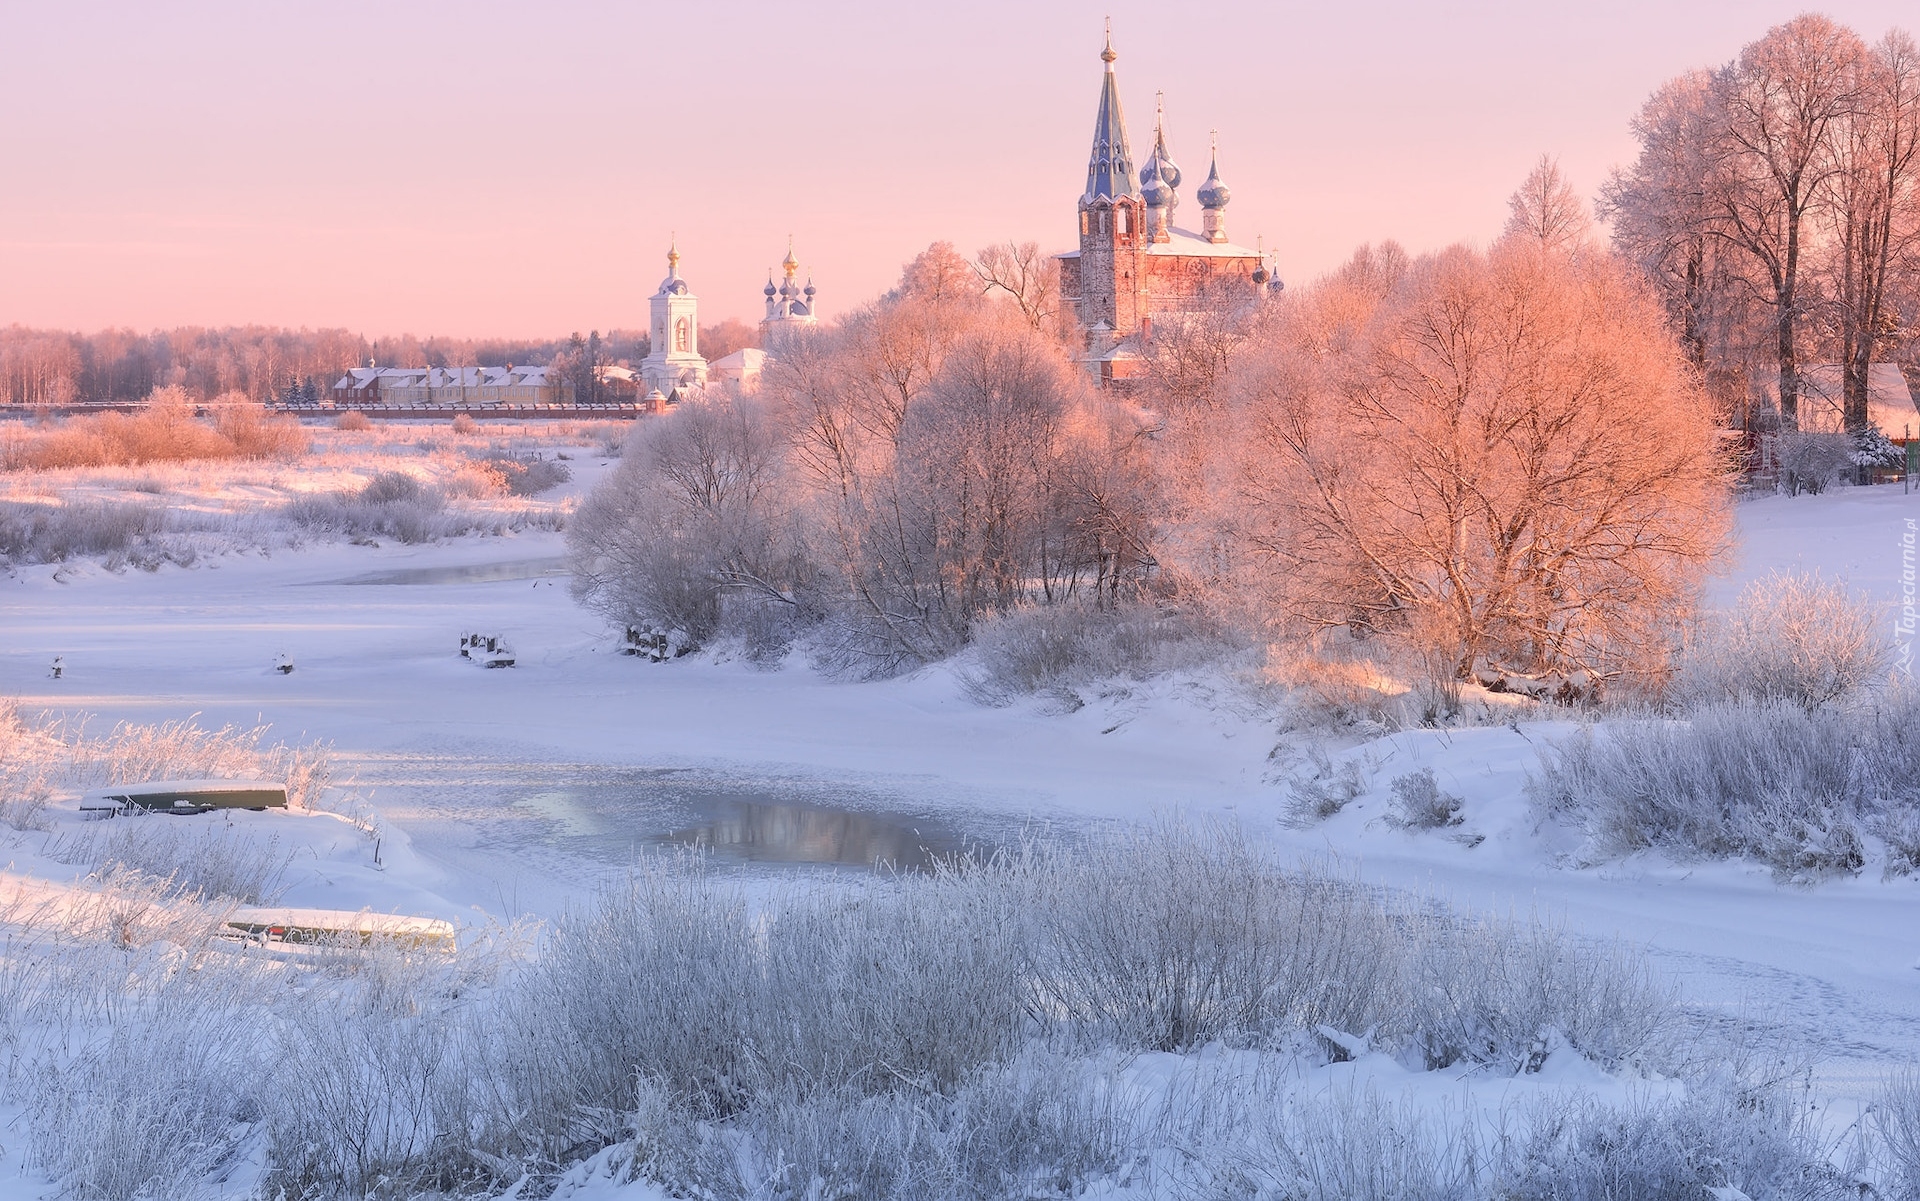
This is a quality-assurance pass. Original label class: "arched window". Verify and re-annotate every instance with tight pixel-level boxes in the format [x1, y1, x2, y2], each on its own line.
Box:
[1117, 206, 1131, 235]
[1080, 211, 1091, 236]
[674, 317, 690, 353]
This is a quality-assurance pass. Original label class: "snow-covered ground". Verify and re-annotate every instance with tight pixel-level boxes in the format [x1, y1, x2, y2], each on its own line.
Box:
[3, 474, 1920, 1197]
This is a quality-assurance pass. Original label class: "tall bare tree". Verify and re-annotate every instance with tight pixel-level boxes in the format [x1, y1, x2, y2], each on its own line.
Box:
[1601, 73, 1725, 373]
[973, 241, 1062, 335]
[1709, 14, 1868, 428]
[1823, 31, 1920, 428]
[1501, 155, 1592, 255]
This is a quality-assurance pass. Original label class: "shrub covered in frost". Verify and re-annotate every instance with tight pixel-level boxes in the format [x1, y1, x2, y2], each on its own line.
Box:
[958, 602, 1235, 706]
[46, 820, 292, 904]
[1, 821, 1792, 1201]
[283, 469, 560, 544]
[1530, 693, 1920, 877]
[0, 705, 334, 834]
[1386, 767, 1464, 829]
[1285, 746, 1371, 825]
[1772, 429, 1854, 495]
[1674, 571, 1885, 709]
[1873, 1069, 1920, 1199]
[0, 500, 164, 566]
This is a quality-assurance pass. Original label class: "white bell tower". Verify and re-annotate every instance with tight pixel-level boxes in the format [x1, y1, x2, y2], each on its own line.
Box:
[639, 241, 708, 399]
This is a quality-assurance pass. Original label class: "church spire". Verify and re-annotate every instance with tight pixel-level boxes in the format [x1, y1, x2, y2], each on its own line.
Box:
[1082, 25, 1137, 205]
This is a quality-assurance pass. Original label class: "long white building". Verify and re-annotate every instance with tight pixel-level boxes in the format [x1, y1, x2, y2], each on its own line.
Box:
[330, 365, 566, 406]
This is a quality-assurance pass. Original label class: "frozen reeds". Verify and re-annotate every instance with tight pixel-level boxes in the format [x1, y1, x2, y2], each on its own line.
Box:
[0, 772, 1851, 1200]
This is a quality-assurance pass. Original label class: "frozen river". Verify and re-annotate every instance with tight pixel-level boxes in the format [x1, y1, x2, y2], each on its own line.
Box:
[5, 515, 1919, 1110]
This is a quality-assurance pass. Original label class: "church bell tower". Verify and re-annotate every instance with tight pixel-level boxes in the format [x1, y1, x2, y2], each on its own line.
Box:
[639, 241, 708, 399]
[1073, 30, 1148, 340]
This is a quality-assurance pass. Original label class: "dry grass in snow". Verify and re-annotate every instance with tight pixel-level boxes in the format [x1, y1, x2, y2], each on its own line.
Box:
[0, 417, 608, 566]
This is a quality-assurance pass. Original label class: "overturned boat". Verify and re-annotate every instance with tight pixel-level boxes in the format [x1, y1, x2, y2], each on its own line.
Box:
[224, 906, 455, 950]
[79, 779, 289, 815]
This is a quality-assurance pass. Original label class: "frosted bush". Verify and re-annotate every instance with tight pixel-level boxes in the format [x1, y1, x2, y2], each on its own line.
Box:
[1386, 768, 1463, 829]
[1285, 746, 1370, 825]
[282, 469, 557, 544]
[959, 602, 1233, 706]
[264, 991, 451, 1198]
[46, 820, 292, 904]
[1873, 1069, 1920, 1199]
[1675, 571, 1885, 709]
[482, 453, 571, 496]
[1004, 827, 1406, 1053]
[1529, 694, 1920, 876]
[1406, 915, 1674, 1073]
[0, 700, 58, 830]
[1772, 429, 1854, 495]
[727, 1053, 1135, 1201]
[0, 500, 164, 565]
[0, 705, 335, 828]
[1497, 1088, 1836, 1201]
[1175, 1083, 1477, 1201]
[27, 962, 270, 1201]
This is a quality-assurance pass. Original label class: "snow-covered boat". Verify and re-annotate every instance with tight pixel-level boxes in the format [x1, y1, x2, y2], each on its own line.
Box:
[78, 778, 288, 815]
[223, 906, 455, 949]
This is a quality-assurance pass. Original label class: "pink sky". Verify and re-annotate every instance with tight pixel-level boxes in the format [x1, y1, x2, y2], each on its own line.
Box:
[2, 1, 1914, 338]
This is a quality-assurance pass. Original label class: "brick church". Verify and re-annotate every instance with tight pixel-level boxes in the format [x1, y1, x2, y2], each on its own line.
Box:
[1058, 32, 1281, 387]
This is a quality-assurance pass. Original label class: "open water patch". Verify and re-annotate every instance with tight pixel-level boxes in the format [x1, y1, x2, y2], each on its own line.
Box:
[355, 756, 986, 878]
[317, 556, 568, 586]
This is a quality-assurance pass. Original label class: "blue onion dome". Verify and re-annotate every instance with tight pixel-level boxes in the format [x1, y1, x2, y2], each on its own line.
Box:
[1149, 117, 1182, 191]
[1140, 155, 1172, 208]
[803, 277, 816, 298]
[1251, 264, 1269, 285]
[764, 275, 777, 299]
[1197, 155, 1230, 209]
[1268, 275, 1285, 294]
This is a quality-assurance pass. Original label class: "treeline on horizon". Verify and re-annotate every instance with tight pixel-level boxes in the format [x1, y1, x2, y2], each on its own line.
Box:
[0, 318, 768, 408]
[7, 12, 1920, 422]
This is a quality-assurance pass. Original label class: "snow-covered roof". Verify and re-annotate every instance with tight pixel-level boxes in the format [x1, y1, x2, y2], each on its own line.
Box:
[1055, 228, 1258, 261]
[1085, 336, 1147, 364]
[1145, 227, 1260, 259]
[710, 348, 770, 372]
[333, 365, 550, 392]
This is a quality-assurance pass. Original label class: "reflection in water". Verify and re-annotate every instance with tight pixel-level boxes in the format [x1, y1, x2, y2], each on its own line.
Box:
[352, 755, 979, 878]
[659, 802, 948, 870]
[321, 557, 569, 586]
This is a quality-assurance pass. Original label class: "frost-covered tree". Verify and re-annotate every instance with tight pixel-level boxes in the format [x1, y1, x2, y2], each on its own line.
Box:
[1823, 31, 1920, 430]
[1228, 241, 1729, 683]
[1711, 15, 1868, 429]
[1500, 155, 1592, 256]
[568, 393, 800, 646]
[973, 241, 1062, 337]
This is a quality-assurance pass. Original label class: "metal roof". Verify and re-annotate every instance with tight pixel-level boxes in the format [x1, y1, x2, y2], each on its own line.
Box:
[1083, 40, 1138, 205]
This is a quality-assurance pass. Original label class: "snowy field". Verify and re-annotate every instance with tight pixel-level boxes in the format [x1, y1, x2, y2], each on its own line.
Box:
[2, 456, 1920, 1197]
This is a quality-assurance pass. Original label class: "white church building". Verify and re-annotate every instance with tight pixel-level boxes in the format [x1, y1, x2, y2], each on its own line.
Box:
[640, 239, 819, 404]
[637, 243, 709, 403]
